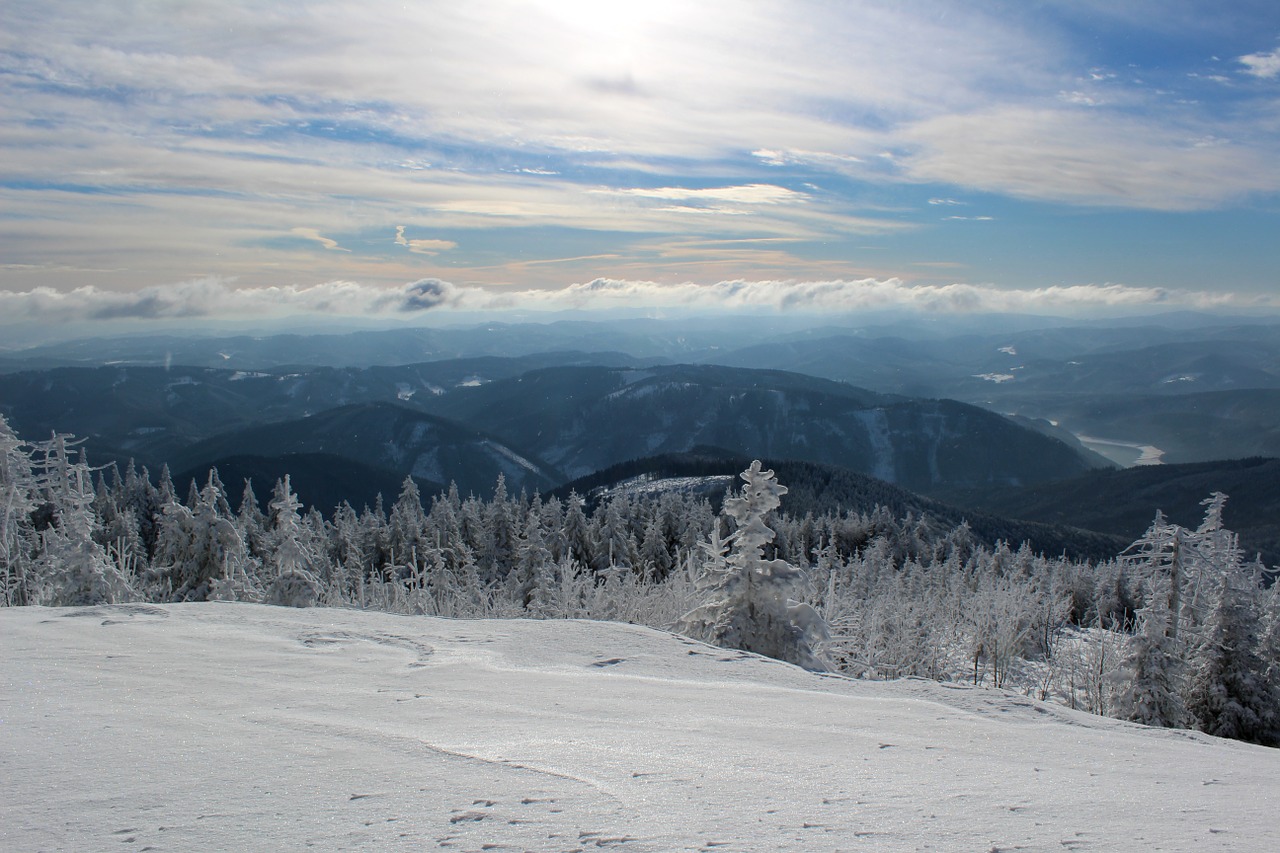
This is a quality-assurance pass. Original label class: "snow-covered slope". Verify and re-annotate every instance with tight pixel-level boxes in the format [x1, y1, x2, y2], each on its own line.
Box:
[4, 604, 1277, 852]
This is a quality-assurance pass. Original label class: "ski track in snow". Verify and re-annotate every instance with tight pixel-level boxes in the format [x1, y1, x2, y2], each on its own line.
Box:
[3, 603, 1278, 852]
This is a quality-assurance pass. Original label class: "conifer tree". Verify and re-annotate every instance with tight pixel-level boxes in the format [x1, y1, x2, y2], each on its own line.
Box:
[263, 476, 322, 607]
[1185, 572, 1278, 745]
[1114, 576, 1186, 729]
[0, 415, 38, 605]
[679, 461, 829, 671]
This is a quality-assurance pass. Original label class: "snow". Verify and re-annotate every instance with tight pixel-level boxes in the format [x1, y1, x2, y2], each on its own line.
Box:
[7, 606, 1275, 852]
[998, 346, 1017, 355]
[854, 409, 896, 482]
[1077, 434, 1166, 467]
[973, 373, 1016, 383]
[597, 475, 736, 501]
[481, 439, 544, 476]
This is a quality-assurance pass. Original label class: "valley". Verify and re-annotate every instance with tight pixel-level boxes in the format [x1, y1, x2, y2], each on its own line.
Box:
[1, 311, 1276, 563]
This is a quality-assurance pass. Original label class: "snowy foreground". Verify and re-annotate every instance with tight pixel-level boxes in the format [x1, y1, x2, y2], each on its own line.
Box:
[3, 605, 1277, 852]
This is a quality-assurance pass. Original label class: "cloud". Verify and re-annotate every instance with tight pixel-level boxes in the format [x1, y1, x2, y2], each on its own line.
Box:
[3, 276, 1270, 326]
[901, 107, 1280, 210]
[3, 0, 1280, 299]
[394, 226, 457, 255]
[291, 228, 349, 252]
[0, 277, 473, 322]
[610, 185, 806, 206]
[1239, 47, 1280, 78]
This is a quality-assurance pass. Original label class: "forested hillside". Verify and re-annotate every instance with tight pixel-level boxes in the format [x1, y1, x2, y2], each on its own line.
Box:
[4, 415, 1276, 747]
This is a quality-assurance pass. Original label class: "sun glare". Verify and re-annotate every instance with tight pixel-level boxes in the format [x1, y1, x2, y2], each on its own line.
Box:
[527, 0, 687, 39]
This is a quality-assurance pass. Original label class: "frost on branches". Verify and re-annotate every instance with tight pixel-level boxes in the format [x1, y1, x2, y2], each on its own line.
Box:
[679, 461, 829, 671]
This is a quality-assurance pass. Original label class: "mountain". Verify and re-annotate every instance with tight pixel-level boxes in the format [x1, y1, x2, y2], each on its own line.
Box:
[935, 456, 1280, 566]
[6, 604, 1277, 852]
[426, 364, 1108, 495]
[1, 358, 1106, 497]
[168, 403, 560, 498]
[173, 452, 444, 516]
[702, 324, 1280, 398]
[0, 353, 647, 469]
[557, 450, 1127, 561]
[1022, 389, 1280, 464]
[0, 321, 730, 371]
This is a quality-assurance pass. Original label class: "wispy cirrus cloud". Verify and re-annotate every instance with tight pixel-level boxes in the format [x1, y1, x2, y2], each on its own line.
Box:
[2, 1, 1279, 303]
[901, 107, 1280, 210]
[291, 228, 349, 252]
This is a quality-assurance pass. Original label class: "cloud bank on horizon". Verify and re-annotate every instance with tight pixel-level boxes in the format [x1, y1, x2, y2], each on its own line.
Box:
[1, 0, 1278, 320]
[2, 275, 1271, 326]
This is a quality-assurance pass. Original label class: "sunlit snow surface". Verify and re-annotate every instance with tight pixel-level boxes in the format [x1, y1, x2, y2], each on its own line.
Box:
[3, 604, 1277, 852]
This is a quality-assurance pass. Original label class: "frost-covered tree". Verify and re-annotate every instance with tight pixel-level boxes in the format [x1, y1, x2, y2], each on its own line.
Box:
[387, 475, 428, 575]
[561, 492, 594, 568]
[640, 516, 674, 580]
[1185, 572, 1278, 745]
[0, 415, 39, 605]
[262, 476, 322, 607]
[153, 472, 248, 602]
[509, 505, 555, 612]
[1113, 576, 1186, 729]
[33, 436, 133, 606]
[679, 461, 828, 671]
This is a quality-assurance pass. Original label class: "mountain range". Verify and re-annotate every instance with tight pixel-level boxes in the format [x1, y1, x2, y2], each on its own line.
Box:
[0, 359, 1106, 499]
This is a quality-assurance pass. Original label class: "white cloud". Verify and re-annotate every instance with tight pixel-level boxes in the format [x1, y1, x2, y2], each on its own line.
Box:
[1239, 47, 1280, 78]
[0, 277, 474, 322]
[2, 276, 1273, 325]
[3, 1, 1280, 297]
[901, 107, 1280, 210]
[612, 185, 805, 205]
[291, 228, 349, 252]
[1058, 91, 1103, 106]
[394, 226, 457, 256]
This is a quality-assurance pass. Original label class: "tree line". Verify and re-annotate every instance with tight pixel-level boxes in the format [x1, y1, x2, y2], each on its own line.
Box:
[2, 415, 1276, 746]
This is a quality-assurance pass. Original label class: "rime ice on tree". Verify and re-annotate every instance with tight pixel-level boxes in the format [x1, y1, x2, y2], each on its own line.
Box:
[679, 461, 829, 671]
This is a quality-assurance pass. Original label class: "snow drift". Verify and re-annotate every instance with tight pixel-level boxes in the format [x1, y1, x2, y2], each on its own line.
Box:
[3, 603, 1277, 851]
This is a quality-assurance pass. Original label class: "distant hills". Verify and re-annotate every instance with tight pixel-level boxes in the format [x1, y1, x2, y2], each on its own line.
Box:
[555, 450, 1128, 562]
[169, 402, 560, 499]
[935, 456, 1280, 567]
[173, 453, 442, 517]
[6, 313, 1277, 469]
[424, 363, 1105, 493]
[4, 313, 1279, 565]
[0, 357, 1110, 499]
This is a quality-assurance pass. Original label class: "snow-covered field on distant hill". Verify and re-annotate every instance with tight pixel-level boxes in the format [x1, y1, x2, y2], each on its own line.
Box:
[3, 604, 1277, 852]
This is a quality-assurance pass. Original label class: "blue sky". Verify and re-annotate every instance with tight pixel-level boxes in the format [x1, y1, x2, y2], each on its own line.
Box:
[2, 0, 1279, 323]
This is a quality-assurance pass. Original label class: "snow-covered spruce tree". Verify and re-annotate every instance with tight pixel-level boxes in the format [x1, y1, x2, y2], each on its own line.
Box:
[152, 472, 249, 602]
[33, 436, 134, 606]
[262, 476, 322, 608]
[0, 414, 39, 605]
[1184, 571, 1279, 745]
[679, 461, 829, 671]
[1113, 576, 1186, 729]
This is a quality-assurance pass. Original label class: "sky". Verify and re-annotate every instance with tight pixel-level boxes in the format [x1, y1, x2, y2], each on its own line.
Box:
[2, 0, 1280, 324]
